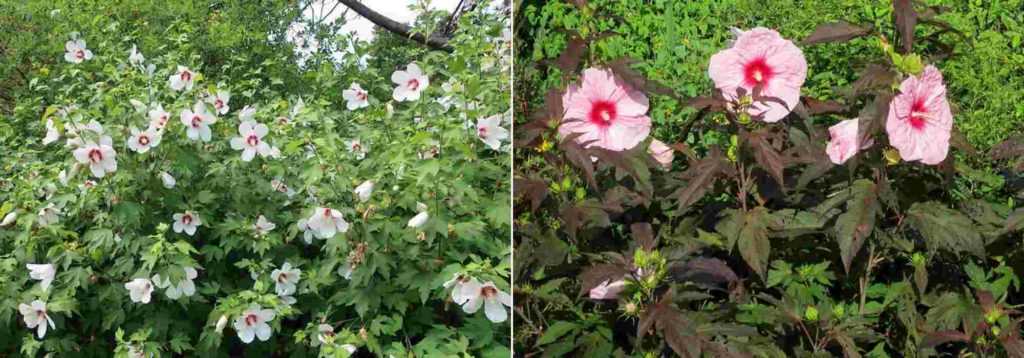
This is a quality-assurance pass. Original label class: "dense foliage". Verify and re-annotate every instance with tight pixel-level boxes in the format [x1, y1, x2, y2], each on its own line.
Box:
[514, 0, 1024, 356]
[0, 0, 512, 357]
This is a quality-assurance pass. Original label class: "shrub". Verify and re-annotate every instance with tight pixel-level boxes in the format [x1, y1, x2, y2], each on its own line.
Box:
[514, 0, 1024, 356]
[0, 1, 512, 357]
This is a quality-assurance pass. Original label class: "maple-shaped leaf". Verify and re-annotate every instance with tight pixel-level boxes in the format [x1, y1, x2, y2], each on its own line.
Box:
[517, 89, 563, 147]
[670, 146, 732, 214]
[800, 97, 847, 116]
[801, 21, 873, 45]
[920, 330, 971, 349]
[513, 176, 549, 212]
[743, 128, 787, 187]
[893, 0, 918, 54]
[560, 199, 611, 240]
[606, 57, 675, 97]
[669, 257, 739, 289]
[559, 132, 597, 188]
[590, 146, 654, 197]
[717, 207, 776, 279]
[990, 134, 1024, 173]
[556, 33, 588, 75]
[906, 201, 985, 257]
[846, 64, 898, 97]
[834, 179, 880, 273]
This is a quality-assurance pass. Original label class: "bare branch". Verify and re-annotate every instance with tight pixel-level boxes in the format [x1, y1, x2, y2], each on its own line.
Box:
[337, 0, 453, 52]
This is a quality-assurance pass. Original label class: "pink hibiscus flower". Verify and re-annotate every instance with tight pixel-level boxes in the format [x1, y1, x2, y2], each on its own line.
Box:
[708, 28, 807, 123]
[885, 65, 953, 165]
[559, 68, 651, 151]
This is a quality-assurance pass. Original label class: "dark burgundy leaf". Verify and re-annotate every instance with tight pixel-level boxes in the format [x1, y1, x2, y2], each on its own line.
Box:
[744, 129, 787, 187]
[631, 222, 656, 251]
[607, 57, 675, 97]
[686, 96, 727, 111]
[559, 132, 597, 188]
[590, 146, 654, 197]
[560, 200, 610, 240]
[801, 21, 872, 45]
[834, 179, 880, 273]
[556, 34, 588, 74]
[517, 89, 563, 147]
[893, 0, 918, 53]
[513, 177, 549, 212]
[603, 186, 648, 212]
[990, 135, 1024, 161]
[670, 257, 739, 288]
[670, 147, 732, 213]
[847, 64, 897, 96]
[1007, 208, 1024, 232]
[801, 97, 846, 115]
[949, 127, 978, 156]
[920, 330, 970, 348]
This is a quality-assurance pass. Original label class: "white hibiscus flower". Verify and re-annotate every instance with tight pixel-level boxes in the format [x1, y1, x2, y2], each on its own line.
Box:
[43, 118, 60, 145]
[238, 105, 256, 122]
[64, 39, 93, 64]
[229, 120, 272, 161]
[296, 219, 316, 244]
[206, 90, 231, 115]
[391, 63, 429, 102]
[18, 300, 56, 338]
[476, 114, 509, 150]
[172, 211, 202, 236]
[152, 266, 198, 299]
[37, 202, 61, 226]
[306, 207, 349, 239]
[168, 65, 195, 92]
[72, 136, 118, 178]
[26, 263, 56, 291]
[180, 101, 216, 141]
[342, 83, 370, 110]
[1, 211, 17, 226]
[407, 202, 429, 228]
[345, 139, 367, 160]
[124, 278, 155, 304]
[270, 262, 301, 296]
[126, 127, 161, 153]
[233, 304, 276, 343]
[458, 279, 512, 323]
[147, 104, 170, 131]
[253, 215, 276, 235]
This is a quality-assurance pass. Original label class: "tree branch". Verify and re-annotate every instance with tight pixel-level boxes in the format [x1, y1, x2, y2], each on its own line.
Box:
[337, 0, 453, 52]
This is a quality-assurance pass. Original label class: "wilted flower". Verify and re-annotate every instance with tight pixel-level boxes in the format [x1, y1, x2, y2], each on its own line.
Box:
[160, 171, 176, 188]
[206, 90, 231, 115]
[124, 278, 155, 304]
[1, 211, 17, 226]
[459, 280, 512, 322]
[886, 65, 953, 165]
[172, 211, 202, 236]
[296, 219, 316, 244]
[128, 44, 145, 66]
[708, 27, 807, 123]
[37, 203, 61, 226]
[826, 118, 872, 165]
[229, 120, 273, 161]
[270, 262, 301, 296]
[559, 67, 651, 151]
[648, 139, 674, 169]
[64, 39, 93, 64]
[153, 267, 198, 299]
[234, 304, 276, 343]
[18, 300, 55, 338]
[180, 101, 216, 142]
[253, 215, 276, 235]
[215, 315, 228, 333]
[589, 279, 626, 300]
[43, 119, 60, 145]
[26, 263, 56, 291]
[126, 127, 161, 153]
[306, 207, 349, 239]
[407, 202, 429, 228]
[391, 63, 429, 102]
[342, 83, 370, 110]
[169, 65, 195, 92]
[353, 180, 374, 202]
[476, 114, 509, 150]
[72, 136, 118, 178]
[271, 178, 296, 198]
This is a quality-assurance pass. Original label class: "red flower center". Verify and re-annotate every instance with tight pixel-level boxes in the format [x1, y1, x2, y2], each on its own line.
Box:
[182, 215, 192, 225]
[357, 91, 367, 101]
[322, 208, 332, 217]
[88, 148, 103, 163]
[181, 71, 191, 81]
[588, 100, 617, 126]
[352, 143, 361, 151]
[138, 135, 150, 146]
[245, 314, 258, 326]
[191, 116, 202, 128]
[481, 286, 497, 298]
[215, 99, 223, 109]
[909, 99, 928, 130]
[75, 49, 85, 59]
[277, 273, 288, 283]
[247, 134, 260, 146]
[478, 126, 488, 138]
[743, 58, 774, 87]
[407, 79, 420, 91]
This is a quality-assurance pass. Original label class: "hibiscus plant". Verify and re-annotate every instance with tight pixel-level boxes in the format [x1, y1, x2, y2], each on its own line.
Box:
[515, 0, 1024, 356]
[0, 1, 511, 357]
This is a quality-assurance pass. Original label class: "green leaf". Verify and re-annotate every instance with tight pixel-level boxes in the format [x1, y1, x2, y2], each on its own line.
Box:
[906, 201, 984, 257]
[537, 321, 579, 346]
[834, 179, 880, 273]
